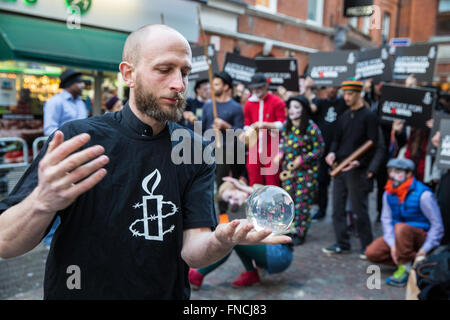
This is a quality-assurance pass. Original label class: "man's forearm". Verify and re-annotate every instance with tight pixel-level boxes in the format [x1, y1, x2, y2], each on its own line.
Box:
[182, 228, 234, 269]
[0, 189, 56, 258]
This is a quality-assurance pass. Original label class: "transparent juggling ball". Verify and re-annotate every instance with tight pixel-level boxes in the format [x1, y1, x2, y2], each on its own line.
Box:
[246, 186, 295, 235]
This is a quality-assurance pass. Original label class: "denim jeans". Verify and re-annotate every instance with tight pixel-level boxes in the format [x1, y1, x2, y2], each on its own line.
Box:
[42, 216, 60, 247]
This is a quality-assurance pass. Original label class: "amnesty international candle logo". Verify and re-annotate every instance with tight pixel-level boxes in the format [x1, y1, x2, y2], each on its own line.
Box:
[65, 0, 92, 15]
[347, 52, 356, 65]
[129, 169, 179, 241]
[441, 136, 450, 158]
[423, 92, 433, 105]
[437, 118, 450, 169]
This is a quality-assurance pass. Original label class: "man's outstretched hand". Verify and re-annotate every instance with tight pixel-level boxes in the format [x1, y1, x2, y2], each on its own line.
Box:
[33, 131, 109, 214]
[214, 219, 293, 246]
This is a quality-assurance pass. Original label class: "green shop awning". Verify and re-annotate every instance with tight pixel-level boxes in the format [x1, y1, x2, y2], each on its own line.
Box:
[0, 12, 128, 72]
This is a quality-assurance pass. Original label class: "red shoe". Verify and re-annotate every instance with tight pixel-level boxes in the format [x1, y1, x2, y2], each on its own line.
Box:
[231, 270, 260, 288]
[189, 268, 204, 290]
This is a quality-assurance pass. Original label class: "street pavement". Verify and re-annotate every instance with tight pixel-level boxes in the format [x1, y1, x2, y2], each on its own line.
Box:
[0, 187, 405, 300]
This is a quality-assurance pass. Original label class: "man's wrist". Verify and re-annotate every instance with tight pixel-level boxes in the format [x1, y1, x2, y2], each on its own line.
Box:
[211, 228, 234, 252]
[29, 188, 56, 216]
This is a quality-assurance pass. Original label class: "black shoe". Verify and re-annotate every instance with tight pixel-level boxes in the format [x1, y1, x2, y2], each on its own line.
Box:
[322, 244, 350, 255]
[312, 211, 325, 222]
[292, 236, 305, 246]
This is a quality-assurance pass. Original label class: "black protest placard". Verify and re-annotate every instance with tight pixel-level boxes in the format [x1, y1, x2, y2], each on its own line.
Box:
[427, 111, 450, 156]
[223, 53, 257, 86]
[254, 57, 299, 92]
[189, 45, 219, 82]
[355, 47, 392, 82]
[343, 0, 374, 17]
[307, 51, 357, 87]
[436, 118, 450, 169]
[393, 44, 438, 83]
[378, 84, 436, 129]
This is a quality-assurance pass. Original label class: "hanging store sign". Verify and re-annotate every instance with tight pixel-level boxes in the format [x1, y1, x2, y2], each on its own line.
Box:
[343, 0, 374, 17]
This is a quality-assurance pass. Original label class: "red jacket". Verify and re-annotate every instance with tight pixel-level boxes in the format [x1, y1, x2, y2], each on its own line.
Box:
[244, 93, 286, 155]
[244, 92, 286, 127]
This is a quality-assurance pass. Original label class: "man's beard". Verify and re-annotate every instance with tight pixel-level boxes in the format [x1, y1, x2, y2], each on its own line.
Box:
[134, 80, 186, 123]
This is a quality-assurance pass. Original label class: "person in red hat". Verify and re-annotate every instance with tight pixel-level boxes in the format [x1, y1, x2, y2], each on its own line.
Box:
[240, 73, 286, 187]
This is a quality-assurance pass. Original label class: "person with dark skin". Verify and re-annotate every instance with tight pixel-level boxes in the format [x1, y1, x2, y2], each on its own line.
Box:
[322, 79, 378, 259]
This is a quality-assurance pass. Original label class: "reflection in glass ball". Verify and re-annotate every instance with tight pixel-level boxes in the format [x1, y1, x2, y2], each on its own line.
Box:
[246, 186, 295, 235]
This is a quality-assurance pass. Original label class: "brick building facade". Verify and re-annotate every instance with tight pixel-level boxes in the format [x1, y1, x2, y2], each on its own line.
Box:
[199, 0, 450, 87]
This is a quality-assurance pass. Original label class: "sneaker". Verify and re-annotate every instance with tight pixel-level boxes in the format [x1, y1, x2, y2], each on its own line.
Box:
[386, 265, 409, 287]
[359, 248, 367, 260]
[312, 211, 325, 222]
[189, 268, 204, 290]
[322, 244, 351, 255]
[231, 270, 260, 288]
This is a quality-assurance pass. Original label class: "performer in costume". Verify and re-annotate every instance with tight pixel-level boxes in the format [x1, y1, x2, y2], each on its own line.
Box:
[276, 95, 324, 245]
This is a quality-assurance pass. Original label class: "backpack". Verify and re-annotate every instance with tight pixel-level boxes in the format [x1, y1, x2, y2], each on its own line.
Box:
[415, 245, 450, 300]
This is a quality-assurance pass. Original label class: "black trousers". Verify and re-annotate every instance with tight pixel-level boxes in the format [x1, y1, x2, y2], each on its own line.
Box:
[438, 170, 450, 245]
[332, 168, 374, 250]
[317, 156, 331, 215]
[375, 161, 389, 220]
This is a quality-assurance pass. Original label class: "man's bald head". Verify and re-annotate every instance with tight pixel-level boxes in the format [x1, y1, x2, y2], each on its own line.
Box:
[122, 24, 191, 66]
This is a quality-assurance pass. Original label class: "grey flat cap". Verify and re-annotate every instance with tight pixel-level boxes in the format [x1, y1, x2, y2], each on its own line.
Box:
[386, 158, 415, 171]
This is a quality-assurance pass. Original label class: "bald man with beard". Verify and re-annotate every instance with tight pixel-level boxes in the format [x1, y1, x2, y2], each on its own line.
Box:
[0, 25, 291, 300]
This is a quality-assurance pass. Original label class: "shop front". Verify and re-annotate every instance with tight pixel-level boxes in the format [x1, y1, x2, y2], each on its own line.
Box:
[0, 11, 127, 175]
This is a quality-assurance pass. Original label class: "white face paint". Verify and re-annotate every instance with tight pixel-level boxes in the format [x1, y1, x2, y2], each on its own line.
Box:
[252, 86, 267, 99]
[389, 168, 407, 188]
[288, 100, 303, 120]
[222, 189, 247, 208]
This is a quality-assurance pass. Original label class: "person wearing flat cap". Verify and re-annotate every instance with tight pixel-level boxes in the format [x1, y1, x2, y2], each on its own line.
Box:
[365, 158, 444, 287]
[43, 68, 88, 136]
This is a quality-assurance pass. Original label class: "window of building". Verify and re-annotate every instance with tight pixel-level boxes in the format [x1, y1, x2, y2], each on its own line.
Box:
[382, 12, 391, 41]
[349, 16, 358, 28]
[307, 0, 324, 25]
[439, 0, 450, 12]
[362, 16, 370, 34]
[255, 0, 277, 13]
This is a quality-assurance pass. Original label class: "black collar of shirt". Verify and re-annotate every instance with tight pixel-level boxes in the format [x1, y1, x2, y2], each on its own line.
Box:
[121, 102, 154, 137]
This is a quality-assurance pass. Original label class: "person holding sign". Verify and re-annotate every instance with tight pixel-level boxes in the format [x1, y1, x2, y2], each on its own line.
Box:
[322, 78, 378, 258]
[303, 77, 348, 221]
[241, 73, 287, 187]
[365, 158, 444, 287]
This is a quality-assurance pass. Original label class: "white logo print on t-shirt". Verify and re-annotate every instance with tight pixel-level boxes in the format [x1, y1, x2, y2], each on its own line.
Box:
[325, 107, 337, 123]
[129, 169, 178, 241]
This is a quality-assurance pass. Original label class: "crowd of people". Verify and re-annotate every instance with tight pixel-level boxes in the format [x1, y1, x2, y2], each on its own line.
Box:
[0, 24, 448, 299]
[183, 69, 449, 290]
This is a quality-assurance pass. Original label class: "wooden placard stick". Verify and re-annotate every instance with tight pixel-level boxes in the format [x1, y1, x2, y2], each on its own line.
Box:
[197, 7, 221, 149]
[329, 140, 374, 178]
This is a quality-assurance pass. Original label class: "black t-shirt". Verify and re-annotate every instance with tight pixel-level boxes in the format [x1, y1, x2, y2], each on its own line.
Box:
[329, 106, 379, 169]
[179, 97, 204, 130]
[0, 104, 217, 299]
[311, 97, 348, 150]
